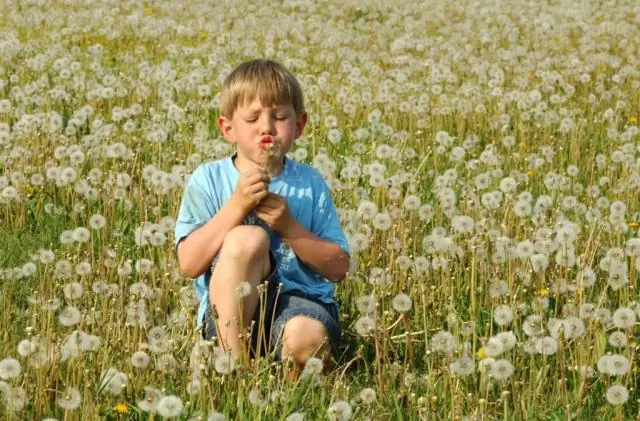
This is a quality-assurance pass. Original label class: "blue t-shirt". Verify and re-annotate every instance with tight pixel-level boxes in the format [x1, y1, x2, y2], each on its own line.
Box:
[175, 154, 350, 324]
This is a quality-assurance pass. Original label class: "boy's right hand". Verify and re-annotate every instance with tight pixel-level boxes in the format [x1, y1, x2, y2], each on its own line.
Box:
[232, 168, 270, 213]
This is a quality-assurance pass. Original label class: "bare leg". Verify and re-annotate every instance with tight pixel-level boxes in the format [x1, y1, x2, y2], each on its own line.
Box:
[281, 316, 332, 380]
[209, 225, 271, 357]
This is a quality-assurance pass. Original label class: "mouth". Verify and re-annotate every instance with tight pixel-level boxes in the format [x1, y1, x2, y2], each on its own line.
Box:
[259, 136, 274, 149]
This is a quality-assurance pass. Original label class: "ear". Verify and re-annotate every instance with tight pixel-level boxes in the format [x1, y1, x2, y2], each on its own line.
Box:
[295, 112, 308, 138]
[218, 115, 235, 143]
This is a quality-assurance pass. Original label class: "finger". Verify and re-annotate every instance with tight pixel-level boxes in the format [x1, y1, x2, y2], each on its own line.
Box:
[255, 189, 269, 201]
[259, 196, 280, 208]
[245, 169, 269, 183]
[243, 167, 267, 177]
[255, 209, 272, 223]
[246, 181, 268, 194]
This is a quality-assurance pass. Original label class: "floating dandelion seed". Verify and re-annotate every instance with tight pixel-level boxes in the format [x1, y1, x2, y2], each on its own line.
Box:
[260, 140, 282, 179]
[234, 281, 252, 299]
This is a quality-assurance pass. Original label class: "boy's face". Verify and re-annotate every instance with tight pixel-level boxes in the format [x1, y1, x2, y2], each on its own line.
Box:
[218, 97, 307, 171]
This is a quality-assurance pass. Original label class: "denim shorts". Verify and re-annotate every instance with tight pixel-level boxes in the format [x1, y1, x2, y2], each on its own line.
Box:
[202, 252, 341, 360]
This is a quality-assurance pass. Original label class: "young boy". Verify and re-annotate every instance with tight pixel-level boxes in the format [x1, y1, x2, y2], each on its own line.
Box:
[174, 59, 350, 370]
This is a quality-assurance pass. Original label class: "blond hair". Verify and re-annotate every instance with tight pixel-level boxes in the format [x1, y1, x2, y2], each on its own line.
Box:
[219, 59, 305, 119]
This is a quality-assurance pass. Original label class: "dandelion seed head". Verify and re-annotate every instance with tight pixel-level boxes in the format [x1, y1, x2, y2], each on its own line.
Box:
[0, 358, 21, 380]
[157, 395, 184, 418]
[57, 387, 82, 410]
[390, 292, 412, 313]
[214, 353, 236, 374]
[327, 400, 353, 421]
[354, 315, 376, 336]
[489, 358, 514, 381]
[449, 355, 475, 376]
[301, 356, 324, 379]
[605, 384, 629, 406]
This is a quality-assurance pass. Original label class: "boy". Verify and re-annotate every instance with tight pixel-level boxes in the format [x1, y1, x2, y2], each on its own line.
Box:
[174, 59, 350, 370]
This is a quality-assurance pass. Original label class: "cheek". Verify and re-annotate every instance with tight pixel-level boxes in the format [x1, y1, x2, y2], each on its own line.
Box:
[235, 124, 254, 137]
[280, 122, 297, 134]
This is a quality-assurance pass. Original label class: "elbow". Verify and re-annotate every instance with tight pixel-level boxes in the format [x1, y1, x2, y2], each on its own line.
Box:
[329, 269, 348, 283]
[327, 252, 350, 283]
[177, 255, 196, 278]
[178, 260, 200, 279]
[176, 243, 204, 279]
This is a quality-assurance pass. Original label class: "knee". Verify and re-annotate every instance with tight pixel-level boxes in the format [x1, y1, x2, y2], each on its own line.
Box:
[281, 317, 330, 366]
[221, 226, 269, 260]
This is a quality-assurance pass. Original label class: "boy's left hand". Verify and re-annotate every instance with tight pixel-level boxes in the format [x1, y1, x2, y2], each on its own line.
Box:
[255, 193, 294, 236]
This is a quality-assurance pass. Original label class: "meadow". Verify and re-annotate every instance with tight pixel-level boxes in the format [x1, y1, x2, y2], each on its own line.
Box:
[0, 0, 639, 419]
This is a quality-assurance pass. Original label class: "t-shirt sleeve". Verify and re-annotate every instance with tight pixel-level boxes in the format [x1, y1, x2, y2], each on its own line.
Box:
[174, 165, 217, 247]
[311, 177, 350, 255]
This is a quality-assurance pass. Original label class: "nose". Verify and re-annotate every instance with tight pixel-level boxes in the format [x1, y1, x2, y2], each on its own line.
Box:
[258, 115, 276, 135]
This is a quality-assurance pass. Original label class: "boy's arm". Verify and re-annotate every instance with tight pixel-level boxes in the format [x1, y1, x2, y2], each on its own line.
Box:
[176, 196, 246, 278]
[175, 167, 269, 279]
[282, 220, 350, 283]
[255, 192, 350, 282]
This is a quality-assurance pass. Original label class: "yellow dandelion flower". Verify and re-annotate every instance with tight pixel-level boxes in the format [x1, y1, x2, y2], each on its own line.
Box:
[114, 403, 129, 414]
[476, 347, 486, 359]
[535, 287, 550, 297]
[629, 116, 637, 125]
[628, 221, 638, 228]
[527, 171, 535, 177]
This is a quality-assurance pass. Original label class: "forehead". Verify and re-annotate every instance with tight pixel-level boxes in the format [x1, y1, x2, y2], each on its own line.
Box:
[237, 96, 294, 112]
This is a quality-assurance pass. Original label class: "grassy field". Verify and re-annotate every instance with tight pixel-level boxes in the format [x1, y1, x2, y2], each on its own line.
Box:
[0, 0, 639, 419]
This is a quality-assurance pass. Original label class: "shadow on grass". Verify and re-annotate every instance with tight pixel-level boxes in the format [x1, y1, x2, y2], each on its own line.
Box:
[0, 223, 57, 334]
